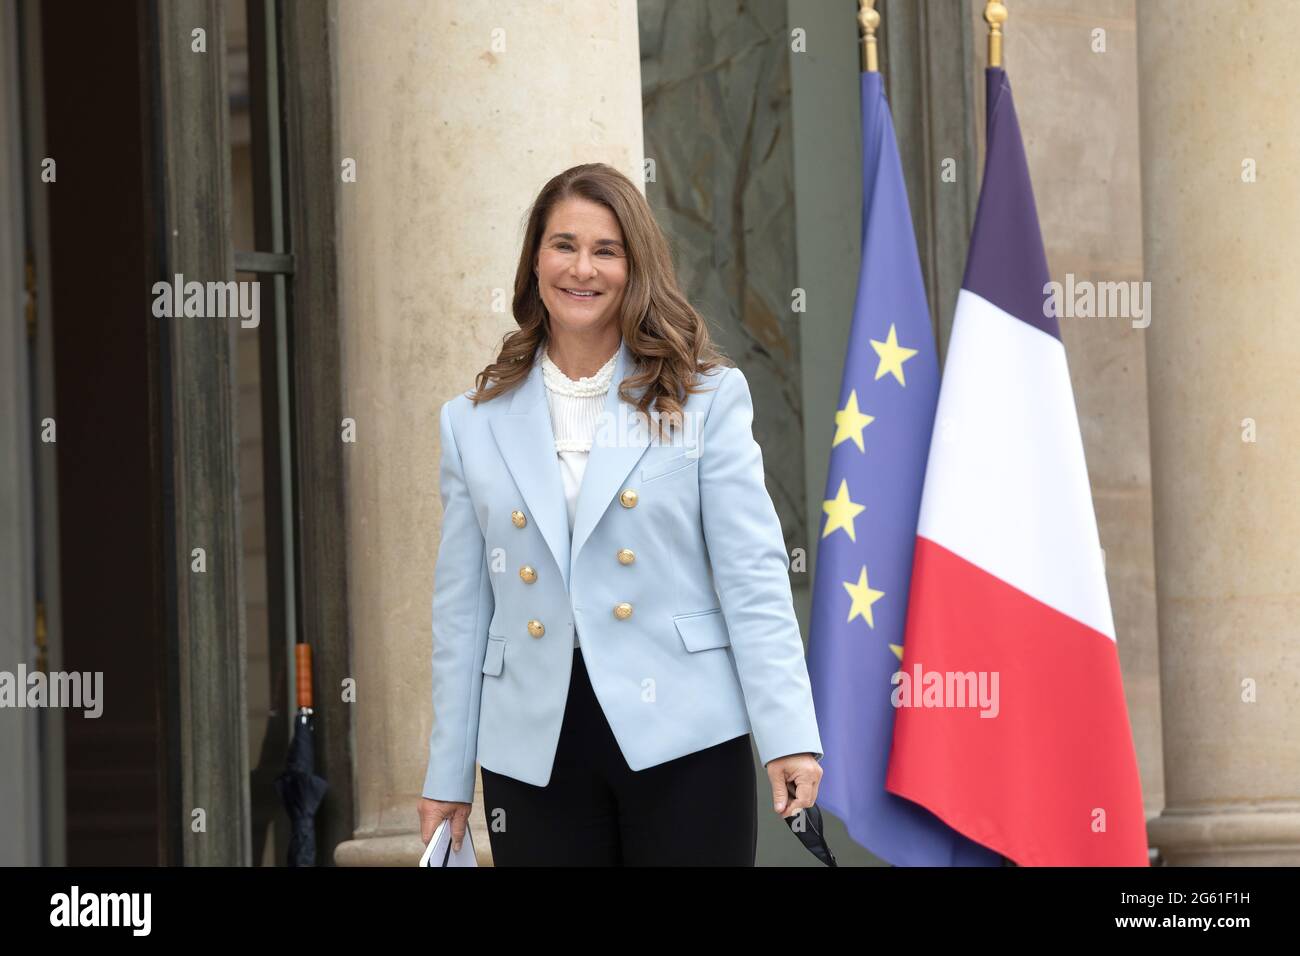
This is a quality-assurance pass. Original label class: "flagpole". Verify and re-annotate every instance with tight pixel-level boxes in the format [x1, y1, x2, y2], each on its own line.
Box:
[858, 0, 879, 73]
[986, 0, 1014, 870]
[985, 1, 1007, 68]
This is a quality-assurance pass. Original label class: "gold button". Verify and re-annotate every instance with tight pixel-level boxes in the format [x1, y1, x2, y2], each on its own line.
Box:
[519, 565, 537, 583]
[613, 602, 633, 620]
[527, 619, 545, 638]
[512, 510, 527, 528]
[617, 548, 635, 565]
[619, 488, 638, 508]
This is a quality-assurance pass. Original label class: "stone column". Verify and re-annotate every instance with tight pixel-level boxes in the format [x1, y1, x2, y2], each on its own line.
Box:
[1138, 1, 1300, 864]
[332, 1, 645, 866]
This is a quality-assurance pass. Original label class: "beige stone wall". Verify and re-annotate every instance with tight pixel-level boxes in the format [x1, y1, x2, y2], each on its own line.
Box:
[969, 0, 1164, 819]
[1138, 0, 1300, 865]
[332, 0, 644, 865]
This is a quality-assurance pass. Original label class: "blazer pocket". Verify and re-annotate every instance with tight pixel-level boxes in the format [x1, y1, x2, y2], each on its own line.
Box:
[482, 635, 506, 677]
[672, 607, 730, 652]
[641, 451, 698, 483]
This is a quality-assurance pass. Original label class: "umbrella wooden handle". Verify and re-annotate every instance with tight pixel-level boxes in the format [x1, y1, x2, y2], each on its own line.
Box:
[296, 643, 314, 710]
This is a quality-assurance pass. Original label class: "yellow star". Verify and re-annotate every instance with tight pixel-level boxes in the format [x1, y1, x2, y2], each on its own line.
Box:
[832, 390, 875, 452]
[889, 644, 904, 660]
[843, 566, 886, 629]
[870, 324, 919, 386]
[821, 479, 866, 541]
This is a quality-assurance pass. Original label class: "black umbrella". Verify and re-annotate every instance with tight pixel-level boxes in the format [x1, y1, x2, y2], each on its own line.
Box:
[274, 643, 329, 866]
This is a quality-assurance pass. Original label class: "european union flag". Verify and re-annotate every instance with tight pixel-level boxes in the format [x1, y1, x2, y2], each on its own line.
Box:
[805, 70, 999, 866]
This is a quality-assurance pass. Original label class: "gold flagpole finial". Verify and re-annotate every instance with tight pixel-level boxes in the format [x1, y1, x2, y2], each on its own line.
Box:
[984, 1, 1008, 68]
[858, 0, 880, 73]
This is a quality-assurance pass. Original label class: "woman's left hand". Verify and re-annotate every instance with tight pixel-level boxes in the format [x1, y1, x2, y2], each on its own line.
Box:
[765, 753, 823, 818]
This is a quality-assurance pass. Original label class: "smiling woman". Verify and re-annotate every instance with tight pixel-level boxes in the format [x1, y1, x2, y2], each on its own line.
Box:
[465, 163, 728, 434]
[417, 162, 825, 867]
[533, 194, 629, 381]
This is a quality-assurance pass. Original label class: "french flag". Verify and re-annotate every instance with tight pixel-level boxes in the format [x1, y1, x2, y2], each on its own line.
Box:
[884, 67, 1149, 866]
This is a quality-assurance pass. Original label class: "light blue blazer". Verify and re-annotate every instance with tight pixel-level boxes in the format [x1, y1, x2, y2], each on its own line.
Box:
[422, 338, 823, 803]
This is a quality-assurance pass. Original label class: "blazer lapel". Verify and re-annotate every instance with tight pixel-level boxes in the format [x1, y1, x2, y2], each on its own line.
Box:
[489, 355, 573, 593]
[488, 338, 653, 595]
[570, 338, 652, 571]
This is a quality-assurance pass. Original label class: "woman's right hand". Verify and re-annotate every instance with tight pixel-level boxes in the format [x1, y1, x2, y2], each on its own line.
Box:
[418, 797, 472, 852]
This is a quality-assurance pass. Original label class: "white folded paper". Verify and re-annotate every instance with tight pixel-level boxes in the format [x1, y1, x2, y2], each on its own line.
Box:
[418, 817, 478, 867]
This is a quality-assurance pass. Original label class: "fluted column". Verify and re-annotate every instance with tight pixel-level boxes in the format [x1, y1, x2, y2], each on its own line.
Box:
[1138, 1, 1300, 864]
[332, 1, 645, 866]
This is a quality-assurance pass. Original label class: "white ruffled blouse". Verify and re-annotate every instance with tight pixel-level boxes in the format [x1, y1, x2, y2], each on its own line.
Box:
[540, 344, 619, 648]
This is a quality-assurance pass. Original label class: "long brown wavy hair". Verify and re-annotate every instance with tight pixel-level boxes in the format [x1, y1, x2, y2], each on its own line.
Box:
[468, 163, 729, 438]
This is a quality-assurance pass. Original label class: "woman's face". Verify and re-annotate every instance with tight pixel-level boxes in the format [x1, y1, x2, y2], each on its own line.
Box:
[534, 197, 628, 338]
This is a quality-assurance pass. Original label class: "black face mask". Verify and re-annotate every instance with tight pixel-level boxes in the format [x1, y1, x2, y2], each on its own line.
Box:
[784, 803, 837, 867]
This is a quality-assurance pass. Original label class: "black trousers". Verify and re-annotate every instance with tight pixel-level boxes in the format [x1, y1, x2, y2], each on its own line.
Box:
[481, 646, 757, 866]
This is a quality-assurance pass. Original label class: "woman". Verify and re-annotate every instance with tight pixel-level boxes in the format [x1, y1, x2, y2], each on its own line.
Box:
[417, 163, 823, 866]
